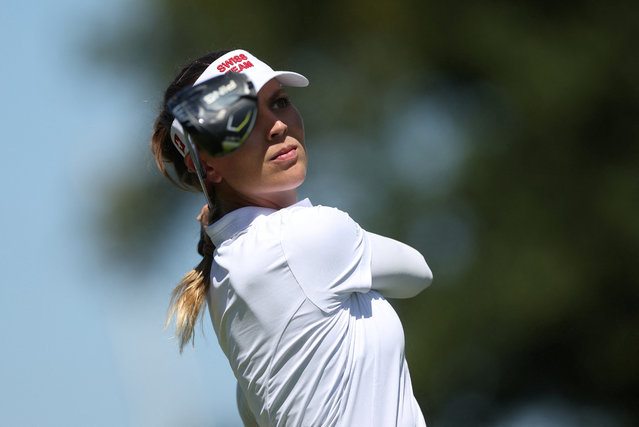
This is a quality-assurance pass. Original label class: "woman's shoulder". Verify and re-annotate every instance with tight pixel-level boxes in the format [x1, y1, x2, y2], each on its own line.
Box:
[278, 202, 360, 239]
[277, 200, 372, 312]
[208, 200, 361, 248]
[277, 201, 367, 267]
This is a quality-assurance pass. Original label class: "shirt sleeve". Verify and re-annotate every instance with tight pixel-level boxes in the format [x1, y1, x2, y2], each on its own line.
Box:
[281, 205, 372, 313]
[367, 231, 433, 298]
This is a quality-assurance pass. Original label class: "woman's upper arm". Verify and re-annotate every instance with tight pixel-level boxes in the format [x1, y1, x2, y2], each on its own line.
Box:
[367, 231, 433, 298]
[281, 206, 372, 312]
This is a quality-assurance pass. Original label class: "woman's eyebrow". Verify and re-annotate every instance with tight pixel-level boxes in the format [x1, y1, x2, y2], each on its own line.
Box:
[267, 88, 287, 102]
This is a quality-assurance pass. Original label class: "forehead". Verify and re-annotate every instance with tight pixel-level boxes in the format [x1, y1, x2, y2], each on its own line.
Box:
[258, 78, 285, 98]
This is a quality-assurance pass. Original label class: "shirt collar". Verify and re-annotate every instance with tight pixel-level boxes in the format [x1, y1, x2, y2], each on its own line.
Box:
[206, 198, 312, 247]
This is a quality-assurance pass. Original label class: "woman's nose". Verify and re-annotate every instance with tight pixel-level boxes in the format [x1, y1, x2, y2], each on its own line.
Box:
[268, 120, 288, 141]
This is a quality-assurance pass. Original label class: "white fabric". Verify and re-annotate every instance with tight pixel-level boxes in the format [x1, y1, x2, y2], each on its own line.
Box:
[206, 199, 431, 426]
[194, 49, 308, 93]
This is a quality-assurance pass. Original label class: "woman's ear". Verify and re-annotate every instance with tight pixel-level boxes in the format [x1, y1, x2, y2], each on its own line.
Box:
[185, 153, 223, 184]
[206, 166, 223, 184]
[184, 153, 197, 173]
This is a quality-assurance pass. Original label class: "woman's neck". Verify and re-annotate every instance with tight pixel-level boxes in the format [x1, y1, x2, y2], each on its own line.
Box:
[215, 189, 299, 217]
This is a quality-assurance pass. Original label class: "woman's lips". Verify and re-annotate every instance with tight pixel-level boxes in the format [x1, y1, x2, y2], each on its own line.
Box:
[271, 146, 297, 162]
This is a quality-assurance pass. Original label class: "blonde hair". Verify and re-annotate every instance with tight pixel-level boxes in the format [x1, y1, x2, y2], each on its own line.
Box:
[165, 228, 215, 351]
[152, 50, 229, 351]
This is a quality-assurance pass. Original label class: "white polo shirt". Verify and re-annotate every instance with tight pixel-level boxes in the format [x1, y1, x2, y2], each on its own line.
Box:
[206, 199, 429, 427]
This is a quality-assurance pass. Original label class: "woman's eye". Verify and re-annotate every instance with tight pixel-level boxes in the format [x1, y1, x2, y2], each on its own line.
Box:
[273, 97, 291, 109]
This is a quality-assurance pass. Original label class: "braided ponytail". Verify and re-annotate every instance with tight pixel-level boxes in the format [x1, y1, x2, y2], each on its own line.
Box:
[165, 226, 216, 351]
[152, 50, 229, 351]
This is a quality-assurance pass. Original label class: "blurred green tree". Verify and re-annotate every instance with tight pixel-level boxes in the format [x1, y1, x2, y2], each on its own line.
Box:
[93, 0, 638, 425]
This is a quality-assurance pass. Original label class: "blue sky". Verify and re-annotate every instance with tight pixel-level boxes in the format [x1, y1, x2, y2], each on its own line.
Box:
[0, 1, 240, 425]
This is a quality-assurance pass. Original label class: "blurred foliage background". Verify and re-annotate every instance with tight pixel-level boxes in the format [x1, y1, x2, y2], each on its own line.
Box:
[94, 0, 638, 425]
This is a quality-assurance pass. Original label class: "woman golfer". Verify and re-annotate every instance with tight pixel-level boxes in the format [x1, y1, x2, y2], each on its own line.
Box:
[152, 49, 433, 426]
